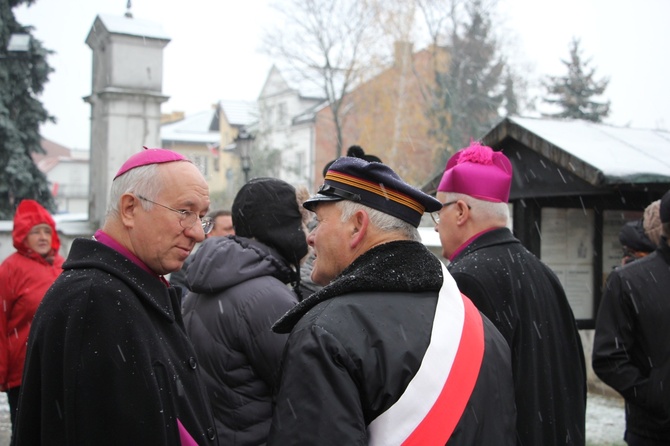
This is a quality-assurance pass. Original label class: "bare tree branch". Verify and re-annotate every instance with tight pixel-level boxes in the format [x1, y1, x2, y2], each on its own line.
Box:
[264, 0, 380, 156]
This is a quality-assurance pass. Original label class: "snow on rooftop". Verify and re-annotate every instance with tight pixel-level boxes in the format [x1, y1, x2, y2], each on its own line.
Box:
[96, 14, 170, 41]
[161, 109, 219, 144]
[511, 117, 670, 182]
[218, 100, 258, 126]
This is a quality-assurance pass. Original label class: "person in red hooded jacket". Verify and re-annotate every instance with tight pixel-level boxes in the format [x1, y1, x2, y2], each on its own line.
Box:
[0, 199, 64, 437]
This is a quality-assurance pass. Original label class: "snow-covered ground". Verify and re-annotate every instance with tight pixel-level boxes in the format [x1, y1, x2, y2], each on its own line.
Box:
[586, 392, 626, 446]
[0, 392, 9, 446]
[0, 391, 626, 445]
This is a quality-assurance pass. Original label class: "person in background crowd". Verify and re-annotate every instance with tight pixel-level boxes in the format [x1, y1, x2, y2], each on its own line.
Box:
[14, 148, 219, 445]
[183, 178, 307, 445]
[433, 141, 586, 446]
[618, 218, 656, 265]
[268, 157, 516, 445]
[643, 199, 662, 247]
[207, 209, 235, 238]
[294, 185, 322, 298]
[169, 209, 234, 296]
[593, 190, 670, 446]
[0, 199, 64, 441]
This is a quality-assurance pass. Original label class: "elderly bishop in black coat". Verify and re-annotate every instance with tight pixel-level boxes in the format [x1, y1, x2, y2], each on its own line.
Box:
[433, 141, 587, 446]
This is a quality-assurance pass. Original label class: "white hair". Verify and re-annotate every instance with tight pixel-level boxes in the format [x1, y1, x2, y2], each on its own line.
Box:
[106, 163, 163, 217]
[442, 192, 510, 224]
[336, 200, 421, 242]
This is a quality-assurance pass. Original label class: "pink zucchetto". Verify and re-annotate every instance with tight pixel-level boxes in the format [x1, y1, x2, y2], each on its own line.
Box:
[113, 147, 190, 179]
[437, 141, 513, 203]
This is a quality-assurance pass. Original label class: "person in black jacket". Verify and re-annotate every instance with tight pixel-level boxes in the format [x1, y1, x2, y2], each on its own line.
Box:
[183, 178, 307, 445]
[268, 156, 516, 445]
[593, 190, 670, 445]
[14, 148, 219, 446]
[433, 141, 587, 446]
[618, 218, 656, 265]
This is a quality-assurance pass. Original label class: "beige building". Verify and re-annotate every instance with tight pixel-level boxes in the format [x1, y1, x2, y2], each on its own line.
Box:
[216, 100, 258, 205]
[160, 100, 257, 208]
[161, 108, 222, 188]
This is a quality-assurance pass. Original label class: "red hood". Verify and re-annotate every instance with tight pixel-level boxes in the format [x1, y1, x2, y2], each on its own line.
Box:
[12, 199, 60, 256]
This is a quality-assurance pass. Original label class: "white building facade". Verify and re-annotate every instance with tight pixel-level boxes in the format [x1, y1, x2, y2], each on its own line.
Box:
[256, 66, 324, 191]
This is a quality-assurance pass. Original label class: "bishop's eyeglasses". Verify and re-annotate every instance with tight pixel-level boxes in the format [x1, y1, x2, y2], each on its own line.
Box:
[430, 200, 470, 225]
[137, 195, 214, 235]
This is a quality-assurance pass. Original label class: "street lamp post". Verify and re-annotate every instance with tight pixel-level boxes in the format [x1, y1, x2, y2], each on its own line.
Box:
[238, 129, 253, 184]
[241, 153, 251, 184]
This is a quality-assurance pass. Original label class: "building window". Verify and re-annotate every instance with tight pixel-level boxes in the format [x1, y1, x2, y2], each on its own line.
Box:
[191, 155, 209, 178]
[263, 105, 274, 130]
[277, 102, 287, 126]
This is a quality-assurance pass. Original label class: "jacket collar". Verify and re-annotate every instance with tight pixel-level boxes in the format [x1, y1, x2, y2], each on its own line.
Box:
[273, 240, 443, 334]
[451, 227, 518, 263]
[65, 238, 179, 322]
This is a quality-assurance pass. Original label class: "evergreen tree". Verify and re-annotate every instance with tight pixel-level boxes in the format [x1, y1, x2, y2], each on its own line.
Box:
[542, 37, 610, 122]
[428, 0, 509, 164]
[0, 0, 55, 219]
[502, 68, 519, 117]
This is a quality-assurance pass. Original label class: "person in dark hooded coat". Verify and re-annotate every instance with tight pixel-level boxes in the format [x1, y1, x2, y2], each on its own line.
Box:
[183, 178, 308, 445]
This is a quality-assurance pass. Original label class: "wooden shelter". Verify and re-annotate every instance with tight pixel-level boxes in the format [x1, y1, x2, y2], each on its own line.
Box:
[424, 116, 670, 328]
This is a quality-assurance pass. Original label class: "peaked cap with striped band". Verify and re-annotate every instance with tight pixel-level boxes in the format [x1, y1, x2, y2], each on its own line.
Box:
[303, 156, 441, 227]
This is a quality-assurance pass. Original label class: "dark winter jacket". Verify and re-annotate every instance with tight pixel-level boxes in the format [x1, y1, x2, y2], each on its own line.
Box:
[448, 227, 587, 446]
[0, 200, 64, 391]
[14, 238, 218, 446]
[268, 240, 516, 445]
[169, 253, 195, 297]
[183, 236, 299, 445]
[593, 238, 670, 442]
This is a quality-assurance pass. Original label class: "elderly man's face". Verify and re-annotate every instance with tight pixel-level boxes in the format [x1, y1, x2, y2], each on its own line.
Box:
[132, 162, 210, 275]
[307, 202, 355, 285]
[434, 191, 461, 259]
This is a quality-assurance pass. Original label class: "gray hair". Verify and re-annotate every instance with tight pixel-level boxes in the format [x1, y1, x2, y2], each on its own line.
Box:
[336, 200, 421, 242]
[106, 164, 163, 217]
[442, 192, 510, 224]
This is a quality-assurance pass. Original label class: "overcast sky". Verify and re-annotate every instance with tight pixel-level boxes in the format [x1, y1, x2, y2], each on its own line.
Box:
[13, 0, 670, 150]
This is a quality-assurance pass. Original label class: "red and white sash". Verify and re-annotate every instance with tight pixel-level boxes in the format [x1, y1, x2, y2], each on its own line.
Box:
[367, 263, 485, 445]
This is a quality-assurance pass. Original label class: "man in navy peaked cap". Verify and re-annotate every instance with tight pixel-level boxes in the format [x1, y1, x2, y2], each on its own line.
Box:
[267, 156, 516, 445]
